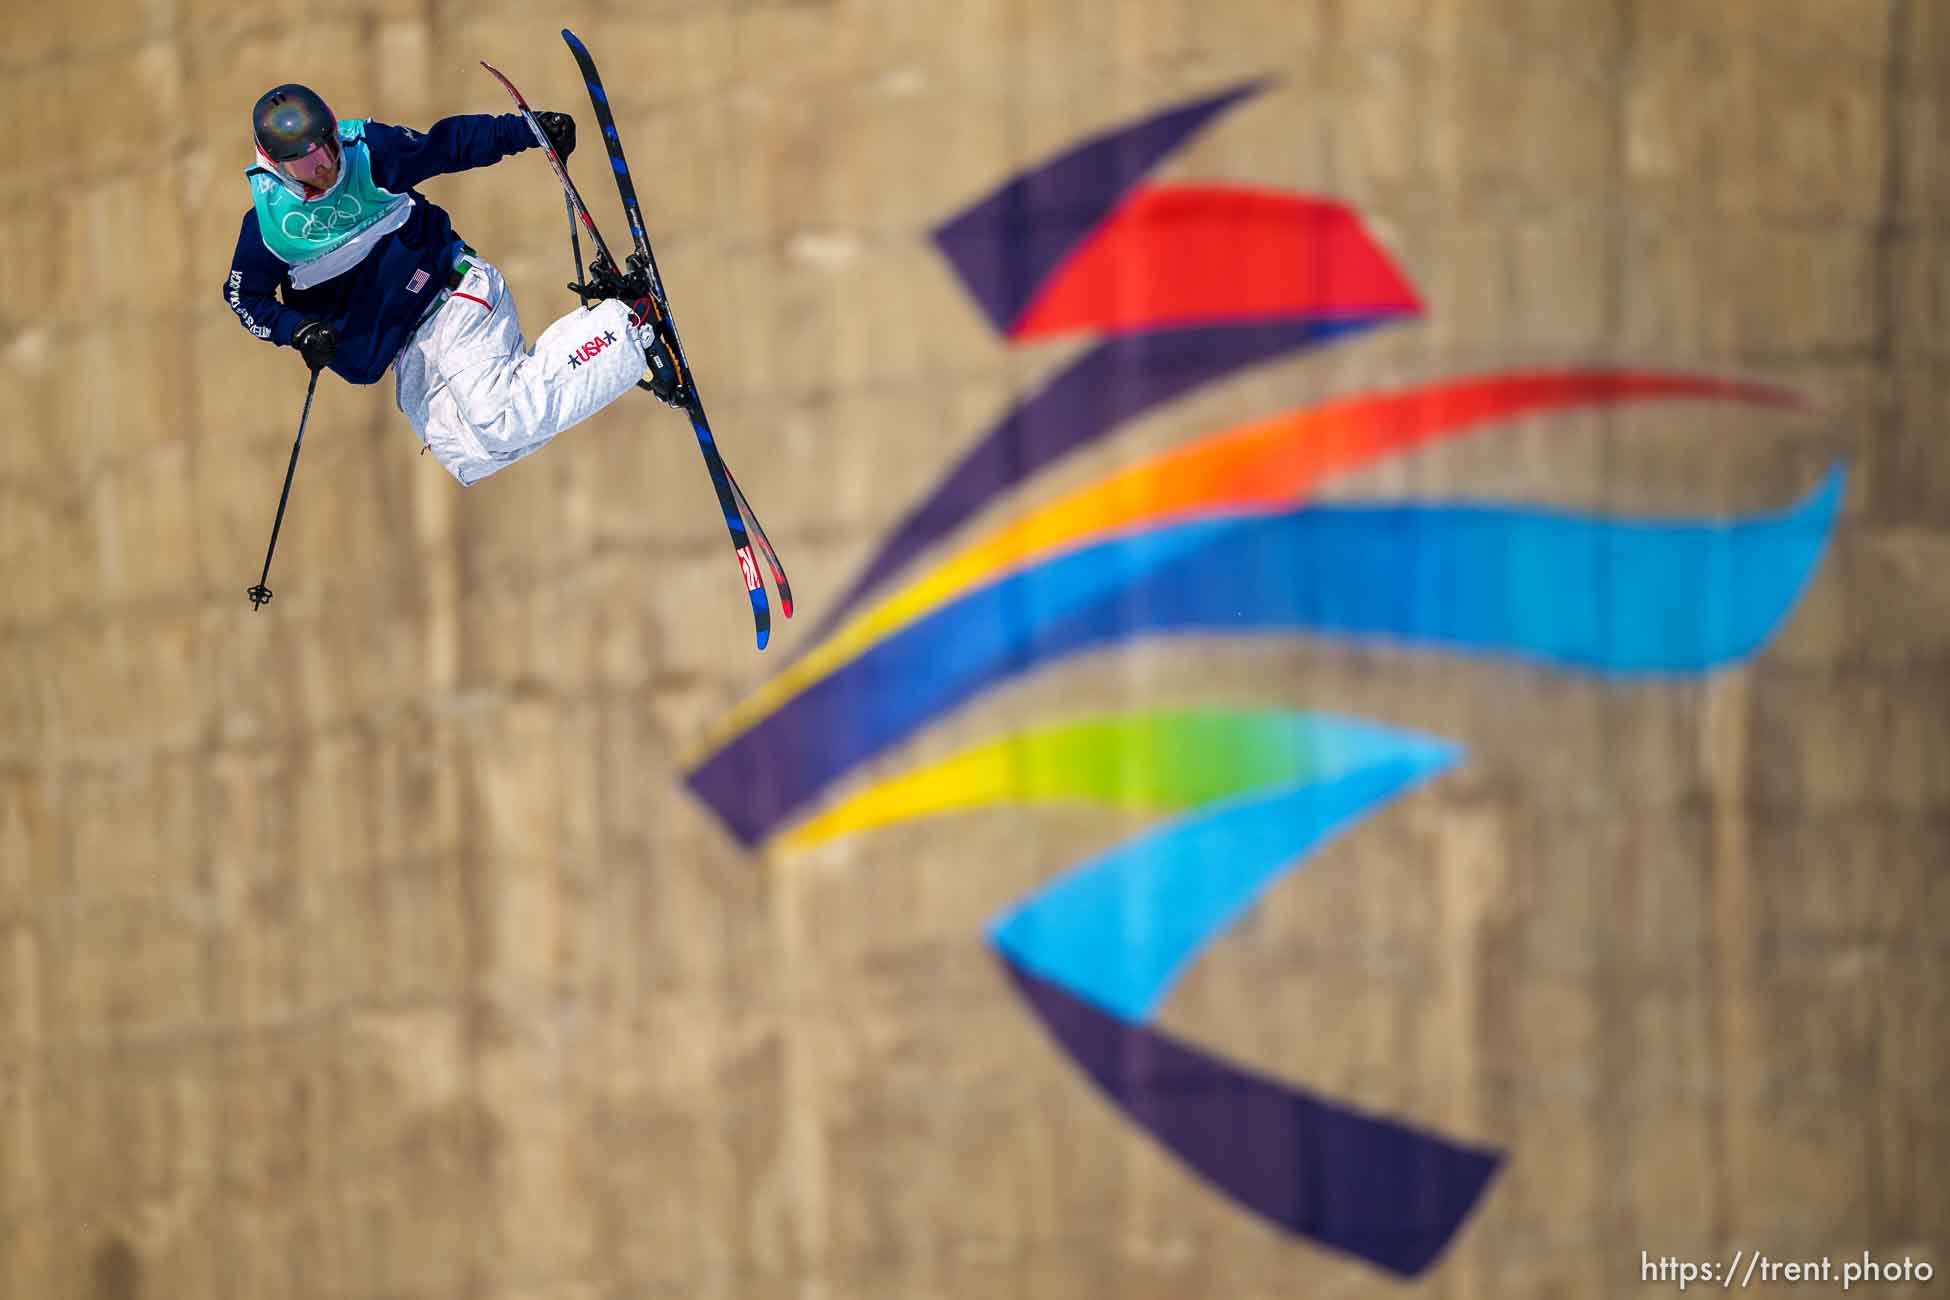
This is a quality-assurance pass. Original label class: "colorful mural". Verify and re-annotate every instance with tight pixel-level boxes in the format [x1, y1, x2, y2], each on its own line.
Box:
[683, 84, 1843, 1277]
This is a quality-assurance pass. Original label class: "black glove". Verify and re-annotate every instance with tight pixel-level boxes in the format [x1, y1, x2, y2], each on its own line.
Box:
[536, 111, 576, 161]
[292, 320, 339, 371]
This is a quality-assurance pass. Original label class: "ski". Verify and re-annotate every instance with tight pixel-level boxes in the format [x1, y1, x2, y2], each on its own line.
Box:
[725, 463, 794, 618]
[559, 26, 792, 647]
[484, 51, 788, 648]
[480, 60, 621, 276]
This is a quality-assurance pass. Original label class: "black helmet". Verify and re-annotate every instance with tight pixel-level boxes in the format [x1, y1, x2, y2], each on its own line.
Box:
[252, 84, 341, 182]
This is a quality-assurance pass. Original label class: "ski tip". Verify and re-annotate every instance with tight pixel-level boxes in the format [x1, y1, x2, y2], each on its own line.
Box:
[755, 626, 770, 652]
[779, 595, 795, 619]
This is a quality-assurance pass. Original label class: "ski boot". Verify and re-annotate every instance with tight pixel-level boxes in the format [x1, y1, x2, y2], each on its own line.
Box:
[569, 256, 691, 408]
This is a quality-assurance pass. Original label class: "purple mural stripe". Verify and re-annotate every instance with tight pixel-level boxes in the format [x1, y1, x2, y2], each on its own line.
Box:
[1001, 955, 1502, 1278]
[931, 81, 1269, 334]
[808, 316, 1394, 646]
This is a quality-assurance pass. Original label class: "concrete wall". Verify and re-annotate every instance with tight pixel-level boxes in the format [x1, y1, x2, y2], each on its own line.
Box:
[2, 1, 1945, 1297]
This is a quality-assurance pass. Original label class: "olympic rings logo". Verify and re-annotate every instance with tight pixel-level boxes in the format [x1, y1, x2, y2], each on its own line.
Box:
[280, 192, 365, 243]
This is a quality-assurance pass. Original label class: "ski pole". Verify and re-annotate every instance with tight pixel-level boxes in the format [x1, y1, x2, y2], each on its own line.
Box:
[246, 362, 323, 610]
[566, 194, 588, 307]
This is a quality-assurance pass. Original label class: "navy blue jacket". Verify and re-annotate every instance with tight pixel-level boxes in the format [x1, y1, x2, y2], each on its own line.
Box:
[224, 113, 536, 385]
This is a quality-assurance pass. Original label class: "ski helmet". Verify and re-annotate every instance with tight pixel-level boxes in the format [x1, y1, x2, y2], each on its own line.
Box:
[252, 84, 341, 187]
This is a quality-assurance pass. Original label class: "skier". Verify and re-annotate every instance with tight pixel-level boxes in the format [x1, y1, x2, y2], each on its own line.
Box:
[223, 83, 687, 487]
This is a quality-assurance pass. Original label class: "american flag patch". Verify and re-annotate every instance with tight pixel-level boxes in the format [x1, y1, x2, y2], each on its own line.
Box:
[407, 268, 430, 293]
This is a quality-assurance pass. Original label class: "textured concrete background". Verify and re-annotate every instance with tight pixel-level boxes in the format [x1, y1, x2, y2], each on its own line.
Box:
[2, 1, 1946, 1297]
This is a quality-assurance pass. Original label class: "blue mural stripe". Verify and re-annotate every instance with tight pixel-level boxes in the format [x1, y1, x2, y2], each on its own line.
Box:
[1001, 956, 1503, 1277]
[989, 750, 1458, 1023]
[804, 317, 1389, 648]
[932, 81, 1269, 333]
[686, 467, 1844, 845]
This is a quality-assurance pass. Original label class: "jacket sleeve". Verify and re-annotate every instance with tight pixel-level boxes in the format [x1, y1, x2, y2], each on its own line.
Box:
[364, 114, 535, 192]
[223, 211, 306, 348]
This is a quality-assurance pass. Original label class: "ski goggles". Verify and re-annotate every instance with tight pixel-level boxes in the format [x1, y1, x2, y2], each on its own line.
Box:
[269, 139, 342, 189]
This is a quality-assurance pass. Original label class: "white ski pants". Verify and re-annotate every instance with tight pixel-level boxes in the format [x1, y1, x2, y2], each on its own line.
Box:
[393, 257, 645, 486]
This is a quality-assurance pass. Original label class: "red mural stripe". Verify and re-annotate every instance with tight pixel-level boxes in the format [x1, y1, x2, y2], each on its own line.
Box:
[1010, 184, 1422, 340]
